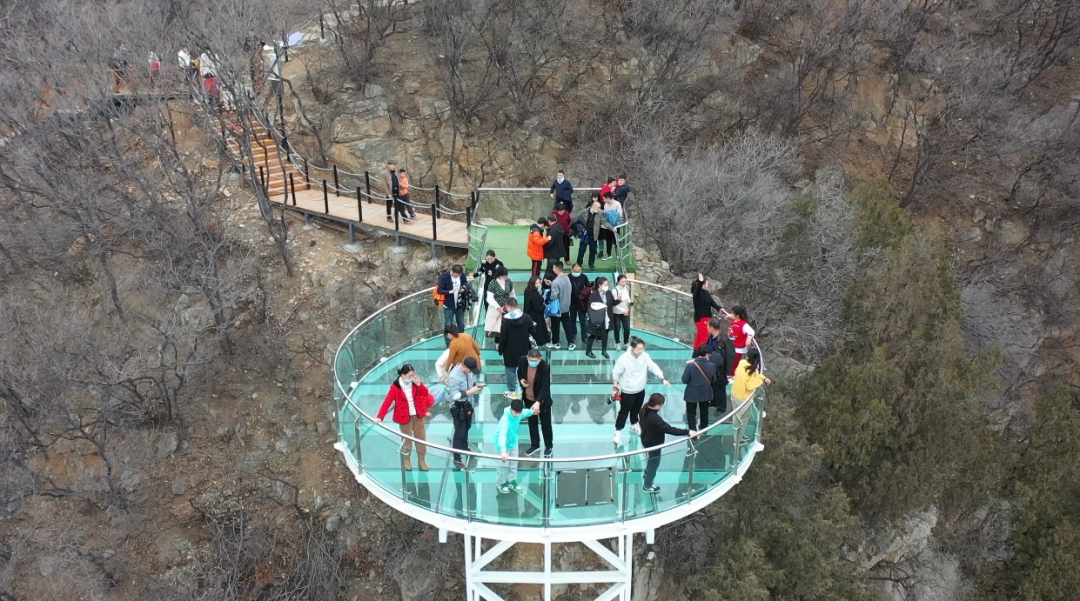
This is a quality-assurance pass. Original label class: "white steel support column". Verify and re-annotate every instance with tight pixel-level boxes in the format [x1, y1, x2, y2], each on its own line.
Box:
[463, 534, 634, 601]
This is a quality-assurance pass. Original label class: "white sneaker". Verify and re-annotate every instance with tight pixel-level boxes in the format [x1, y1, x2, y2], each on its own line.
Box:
[613, 430, 622, 445]
[630, 423, 641, 435]
[568, 343, 576, 350]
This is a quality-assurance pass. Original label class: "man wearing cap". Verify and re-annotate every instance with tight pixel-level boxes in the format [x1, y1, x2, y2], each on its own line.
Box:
[381, 159, 412, 223]
[446, 356, 484, 469]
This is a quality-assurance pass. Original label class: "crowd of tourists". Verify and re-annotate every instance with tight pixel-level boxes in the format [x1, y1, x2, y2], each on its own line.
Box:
[371, 171, 769, 495]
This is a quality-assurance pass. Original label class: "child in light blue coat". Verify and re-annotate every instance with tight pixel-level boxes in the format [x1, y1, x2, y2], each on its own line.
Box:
[493, 398, 538, 493]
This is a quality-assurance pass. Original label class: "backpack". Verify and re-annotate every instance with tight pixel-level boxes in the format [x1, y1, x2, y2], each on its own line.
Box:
[433, 286, 446, 307]
[450, 399, 474, 425]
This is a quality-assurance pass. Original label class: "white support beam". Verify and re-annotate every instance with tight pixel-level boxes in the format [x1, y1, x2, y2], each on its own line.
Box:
[471, 539, 516, 572]
[475, 571, 627, 584]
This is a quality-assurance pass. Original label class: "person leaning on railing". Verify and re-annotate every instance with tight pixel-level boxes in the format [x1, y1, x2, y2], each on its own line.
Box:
[640, 393, 696, 494]
[730, 348, 770, 445]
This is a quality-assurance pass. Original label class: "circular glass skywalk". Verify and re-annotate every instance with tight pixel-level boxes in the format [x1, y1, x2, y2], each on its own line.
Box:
[332, 274, 765, 540]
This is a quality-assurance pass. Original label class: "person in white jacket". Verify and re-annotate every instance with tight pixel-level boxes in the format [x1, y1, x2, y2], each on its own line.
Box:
[611, 336, 669, 444]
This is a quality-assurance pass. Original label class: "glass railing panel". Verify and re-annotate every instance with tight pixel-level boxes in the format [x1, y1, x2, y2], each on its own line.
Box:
[464, 451, 545, 527]
[687, 424, 737, 500]
[619, 438, 696, 517]
[476, 191, 558, 225]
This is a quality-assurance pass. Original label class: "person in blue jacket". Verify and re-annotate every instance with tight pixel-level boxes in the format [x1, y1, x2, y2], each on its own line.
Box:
[494, 398, 538, 493]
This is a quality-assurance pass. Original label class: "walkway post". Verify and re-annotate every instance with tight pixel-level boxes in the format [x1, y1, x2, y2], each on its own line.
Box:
[258, 166, 267, 195]
[289, 173, 297, 205]
[435, 185, 441, 211]
[431, 203, 438, 241]
[364, 171, 372, 203]
[466, 206, 472, 229]
[322, 180, 329, 214]
[357, 187, 363, 222]
[303, 158, 309, 186]
[333, 165, 340, 196]
[394, 202, 400, 232]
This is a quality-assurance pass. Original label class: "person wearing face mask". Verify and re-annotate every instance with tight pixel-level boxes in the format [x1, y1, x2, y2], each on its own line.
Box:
[612, 337, 670, 445]
[519, 349, 554, 457]
[498, 298, 534, 400]
[585, 276, 617, 359]
[375, 364, 435, 471]
[612, 274, 632, 350]
[549, 168, 574, 212]
[484, 266, 514, 343]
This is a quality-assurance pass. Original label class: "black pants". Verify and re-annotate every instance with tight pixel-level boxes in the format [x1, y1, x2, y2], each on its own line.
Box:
[568, 303, 587, 342]
[452, 417, 471, 461]
[386, 195, 407, 219]
[528, 402, 553, 449]
[643, 449, 662, 487]
[550, 312, 574, 345]
[615, 390, 646, 430]
[612, 314, 630, 344]
[586, 328, 608, 354]
[531, 260, 543, 277]
[687, 402, 709, 430]
[599, 228, 616, 254]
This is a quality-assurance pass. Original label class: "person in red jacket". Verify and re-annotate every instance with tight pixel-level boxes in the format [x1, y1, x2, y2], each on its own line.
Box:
[553, 202, 572, 261]
[375, 364, 435, 471]
[726, 305, 756, 376]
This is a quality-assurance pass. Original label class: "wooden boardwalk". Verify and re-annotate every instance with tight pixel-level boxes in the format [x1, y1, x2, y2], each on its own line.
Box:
[273, 187, 470, 248]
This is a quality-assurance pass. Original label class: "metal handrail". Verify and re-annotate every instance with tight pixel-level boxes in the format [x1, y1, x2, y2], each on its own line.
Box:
[478, 187, 603, 192]
[333, 278, 765, 463]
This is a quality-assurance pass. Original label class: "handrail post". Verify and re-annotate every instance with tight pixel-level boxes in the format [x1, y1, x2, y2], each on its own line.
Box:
[289, 173, 297, 205]
[431, 202, 437, 241]
[322, 180, 329, 214]
[685, 439, 697, 501]
[435, 185, 441, 210]
[333, 165, 340, 197]
[541, 460, 552, 527]
[319, 14, 325, 40]
[357, 187, 363, 222]
[394, 202, 400, 231]
[466, 206, 472, 229]
[258, 166, 267, 195]
[364, 171, 372, 203]
[303, 158, 310, 186]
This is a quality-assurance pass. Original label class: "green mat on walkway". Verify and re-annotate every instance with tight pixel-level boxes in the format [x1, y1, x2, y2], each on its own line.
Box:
[468, 225, 636, 274]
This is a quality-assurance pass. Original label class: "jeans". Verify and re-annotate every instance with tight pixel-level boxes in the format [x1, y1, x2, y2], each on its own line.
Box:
[687, 401, 710, 431]
[643, 449, 662, 487]
[612, 313, 630, 344]
[443, 306, 466, 345]
[497, 446, 519, 484]
[528, 402, 553, 449]
[615, 390, 646, 430]
[549, 312, 574, 345]
[576, 238, 598, 267]
[504, 366, 518, 393]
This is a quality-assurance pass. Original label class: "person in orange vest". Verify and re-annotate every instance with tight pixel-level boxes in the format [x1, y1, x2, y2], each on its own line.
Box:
[527, 217, 550, 277]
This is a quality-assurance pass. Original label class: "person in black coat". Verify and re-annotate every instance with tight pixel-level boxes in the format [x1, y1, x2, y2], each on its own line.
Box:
[518, 349, 554, 456]
[498, 298, 534, 400]
[523, 275, 550, 346]
[473, 250, 505, 312]
[543, 216, 566, 281]
[639, 393, 695, 493]
[706, 316, 736, 413]
[549, 169, 574, 211]
[585, 277, 616, 359]
[690, 273, 724, 352]
[682, 345, 718, 431]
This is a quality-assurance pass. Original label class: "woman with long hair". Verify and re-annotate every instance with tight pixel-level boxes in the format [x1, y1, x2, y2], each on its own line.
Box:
[484, 265, 514, 343]
[730, 348, 770, 405]
[375, 364, 435, 471]
[523, 275, 550, 346]
[691, 273, 723, 352]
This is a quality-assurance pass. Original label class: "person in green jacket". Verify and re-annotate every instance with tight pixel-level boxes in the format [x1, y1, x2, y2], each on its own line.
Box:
[494, 398, 538, 493]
